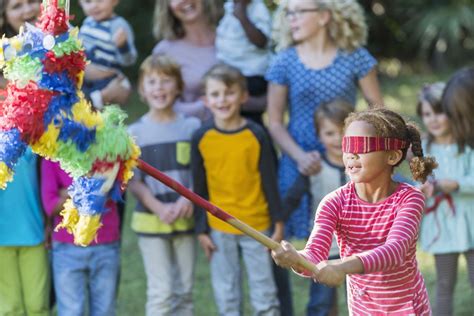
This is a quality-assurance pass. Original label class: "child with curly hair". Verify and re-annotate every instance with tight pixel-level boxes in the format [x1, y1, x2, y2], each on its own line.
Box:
[273, 108, 436, 315]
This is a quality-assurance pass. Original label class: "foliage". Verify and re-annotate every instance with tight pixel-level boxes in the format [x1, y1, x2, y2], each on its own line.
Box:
[362, 0, 474, 68]
[65, 1, 473, 75]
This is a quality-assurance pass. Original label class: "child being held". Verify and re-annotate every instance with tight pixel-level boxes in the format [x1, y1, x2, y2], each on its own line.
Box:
[216, 0, 272, 123]
[193, 64, 282, 315]
[79, 0, 137, 109]
[128, 54, 200, 315]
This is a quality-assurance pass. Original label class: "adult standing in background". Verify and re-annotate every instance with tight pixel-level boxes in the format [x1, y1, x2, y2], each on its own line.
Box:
[267, 0, 383, 240]
[152, 0, 223, 122]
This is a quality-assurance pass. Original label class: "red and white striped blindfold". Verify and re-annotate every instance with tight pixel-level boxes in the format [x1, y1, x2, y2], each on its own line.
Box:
[342, 136, 408, 154]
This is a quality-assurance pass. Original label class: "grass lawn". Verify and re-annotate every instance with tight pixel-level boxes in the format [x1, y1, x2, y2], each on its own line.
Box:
[117, 71, 473, 315]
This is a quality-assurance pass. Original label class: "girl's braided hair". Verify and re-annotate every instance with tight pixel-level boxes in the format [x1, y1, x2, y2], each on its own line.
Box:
[345, 108, 437, 183]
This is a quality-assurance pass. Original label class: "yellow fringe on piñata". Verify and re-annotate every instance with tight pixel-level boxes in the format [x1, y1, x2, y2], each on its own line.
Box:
[55, 199, 79, 234]
[31, 122, 60, 158]
[0, 162, 13, 189]
[55, 199, 102, 246]
[71, 94, 103, 128]
[123, 143, 141, 184]
[74, 214, 102, 246]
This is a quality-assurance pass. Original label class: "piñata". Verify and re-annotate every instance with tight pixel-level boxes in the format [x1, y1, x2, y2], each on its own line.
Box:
[0, 0, 140, 246]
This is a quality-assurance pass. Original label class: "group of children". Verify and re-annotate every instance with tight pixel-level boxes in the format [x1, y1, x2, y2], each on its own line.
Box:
[1, 0, 474, 315]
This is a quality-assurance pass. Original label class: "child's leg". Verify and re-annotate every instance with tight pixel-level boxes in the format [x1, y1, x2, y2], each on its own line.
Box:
[272, 263, 293, 316]
[0, 247, 24, 315]
[138, 236, 175, 316]
[172, 234, 196, 316]
[465, 249, 474, 288]
[88, 242, 120, 316]
[434, 252, 459, 316]
[19, 244, 50, 316]
[209, 230, 242, 316]
[239, 233, 280, 316]
[52, 242, 88, 315]
[306, 280, 337, 316]
[465, 249, 474, 314]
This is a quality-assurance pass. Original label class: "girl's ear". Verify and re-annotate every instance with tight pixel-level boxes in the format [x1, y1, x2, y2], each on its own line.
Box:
[387, 150, 403, 166]
[319, 10, 331, 27]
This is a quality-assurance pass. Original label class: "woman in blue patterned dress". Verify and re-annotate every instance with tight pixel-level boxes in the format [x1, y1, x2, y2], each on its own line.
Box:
[266, 0, 383, 240]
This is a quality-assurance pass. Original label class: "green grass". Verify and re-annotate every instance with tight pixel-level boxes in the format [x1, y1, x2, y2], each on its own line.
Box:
[117, 71, 473, 315]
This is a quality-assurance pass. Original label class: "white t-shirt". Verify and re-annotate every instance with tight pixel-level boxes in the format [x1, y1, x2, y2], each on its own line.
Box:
[215, 0, 272, 76]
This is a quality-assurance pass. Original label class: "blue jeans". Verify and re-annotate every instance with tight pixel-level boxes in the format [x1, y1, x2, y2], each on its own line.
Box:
[52, 241, 120, 316]
[210, 230, 280, 316]
[307, 282, 336, 316]
[306, 255, 339, 316]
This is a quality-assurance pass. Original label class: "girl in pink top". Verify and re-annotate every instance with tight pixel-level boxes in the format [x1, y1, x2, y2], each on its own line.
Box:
[41, 159, 121, 315]
[272, 108, 437, 315]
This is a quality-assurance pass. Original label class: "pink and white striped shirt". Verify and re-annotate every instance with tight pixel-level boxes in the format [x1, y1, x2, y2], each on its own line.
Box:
[300, 182, 431, 315]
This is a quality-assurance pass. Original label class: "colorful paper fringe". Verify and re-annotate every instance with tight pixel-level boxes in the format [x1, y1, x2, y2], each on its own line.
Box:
[0, 0, 140, 246]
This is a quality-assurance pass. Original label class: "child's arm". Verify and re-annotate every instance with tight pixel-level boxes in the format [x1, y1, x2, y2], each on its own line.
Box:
[111, 17, 138, 67]
[436, 150, 474, 195]
[128, 179, 178, 224]
[253, 124, 285, 231]
[40, 160, 68, 217]
[282, 174, 310, 221]
[233, 0, 270, 49]
[311, 256, 363, 287]
[272, 192, 341, 279]
[355, 190, 424, 274]
[267, 84, 321, 175]
[191, 130, 215, 258]
[172, 196, 193, 219]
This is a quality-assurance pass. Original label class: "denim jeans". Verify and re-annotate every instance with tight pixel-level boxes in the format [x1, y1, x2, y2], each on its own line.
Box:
[307, 282, 337, 316]
[52, 241, 120, 316]
[306, 255, 340, 316]
[210, 230, 280, 316]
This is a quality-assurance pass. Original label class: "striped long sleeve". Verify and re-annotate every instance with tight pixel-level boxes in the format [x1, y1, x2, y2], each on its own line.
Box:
[298, 182, 431, 315]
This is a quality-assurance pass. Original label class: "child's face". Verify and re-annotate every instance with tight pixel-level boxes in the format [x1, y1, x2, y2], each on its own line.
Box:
[204, 78, 248, 123]
[318, 118, 343, 158]
[420, 100, 451, 140]
[5, 0, 41, 33]
[140, 72, 180, 112]
[79, 0, 118, 22]
[286, 0, 329, 43]
[168, 0, 203, 24]
[343, 121, 396, 183]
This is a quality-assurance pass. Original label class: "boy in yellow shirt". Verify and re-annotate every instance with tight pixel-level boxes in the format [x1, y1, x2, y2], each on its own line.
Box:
[192, 64, 283, 315]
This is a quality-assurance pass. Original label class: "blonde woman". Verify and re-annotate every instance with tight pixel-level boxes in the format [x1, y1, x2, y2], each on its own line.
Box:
[152, 0, 223, 121]
[266, 0, 383, 241]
